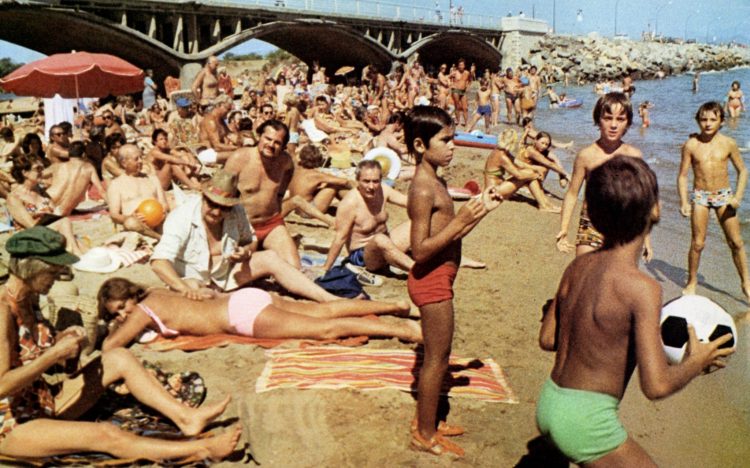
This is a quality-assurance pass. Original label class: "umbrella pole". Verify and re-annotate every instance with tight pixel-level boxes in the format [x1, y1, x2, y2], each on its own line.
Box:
[75, 75, 80, 117]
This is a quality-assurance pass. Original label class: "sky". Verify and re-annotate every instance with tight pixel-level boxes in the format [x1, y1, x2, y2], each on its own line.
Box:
[1, 0, 749, 63]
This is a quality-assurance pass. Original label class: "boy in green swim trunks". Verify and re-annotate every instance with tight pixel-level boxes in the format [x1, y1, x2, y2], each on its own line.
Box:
[678, 101, 750, 302]
[539, 156, 734, 466]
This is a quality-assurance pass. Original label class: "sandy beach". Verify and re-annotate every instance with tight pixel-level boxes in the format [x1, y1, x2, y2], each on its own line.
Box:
[27, 137, 745, 467]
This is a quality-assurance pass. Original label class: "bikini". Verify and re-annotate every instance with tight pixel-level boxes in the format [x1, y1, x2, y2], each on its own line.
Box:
[227, 288, 273, 337]
[138, 303, 179, 337]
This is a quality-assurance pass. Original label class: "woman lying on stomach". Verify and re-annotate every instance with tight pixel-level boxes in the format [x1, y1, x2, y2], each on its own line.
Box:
[98, 278, 422, 350]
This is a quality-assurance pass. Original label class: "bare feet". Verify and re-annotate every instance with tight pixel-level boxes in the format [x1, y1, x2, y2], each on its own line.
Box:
[179, 395, 232, 436]
[682, 283, 697, 296]
[394, 300, 412, 317]
[200, 424, 243, 462]
[401, 319, 423, 343]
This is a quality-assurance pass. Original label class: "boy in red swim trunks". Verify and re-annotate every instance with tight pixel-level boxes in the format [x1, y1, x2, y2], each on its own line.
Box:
[405, 106, 501, 457]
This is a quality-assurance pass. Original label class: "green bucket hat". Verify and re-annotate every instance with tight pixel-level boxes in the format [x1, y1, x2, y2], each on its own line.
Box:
[5, 226, 79, 265]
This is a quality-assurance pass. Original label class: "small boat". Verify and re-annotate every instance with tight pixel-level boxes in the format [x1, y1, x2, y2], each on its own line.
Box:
[453, 131, 497, 149]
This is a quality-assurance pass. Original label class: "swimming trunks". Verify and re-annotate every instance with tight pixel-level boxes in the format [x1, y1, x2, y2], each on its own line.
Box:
[227, 287, 273, 337]
[505, 91, 517, 103]
[692, 187, 733, 208]
[536, 378, 627, 464]
[346, 247, 366, 268]
[576, 208, 604, 249]
[407, 262, 458, 307]
[138, 303, 179, 337]
[0, 311, 55, 439]
[477, 105, 492, 117]
[491, 93, 501, 101]
[451, 88, 466, 96]
[251, 212, 285, 243]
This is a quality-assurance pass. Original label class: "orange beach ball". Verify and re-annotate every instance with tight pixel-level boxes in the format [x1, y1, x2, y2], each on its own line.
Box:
[136, 199, 165, 228]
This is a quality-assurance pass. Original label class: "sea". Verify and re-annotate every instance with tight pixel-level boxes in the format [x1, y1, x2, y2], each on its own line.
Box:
[527, 67, 750, 420]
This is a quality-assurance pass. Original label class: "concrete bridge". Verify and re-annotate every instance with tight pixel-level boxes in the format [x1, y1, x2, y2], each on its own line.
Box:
[0, 0, 548, 86]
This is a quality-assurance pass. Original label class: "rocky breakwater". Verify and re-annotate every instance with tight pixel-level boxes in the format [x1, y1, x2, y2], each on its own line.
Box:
[526, 33, 750, 83]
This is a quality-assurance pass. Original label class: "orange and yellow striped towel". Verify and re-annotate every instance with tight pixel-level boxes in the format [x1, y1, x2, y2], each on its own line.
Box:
[255, 347, 518, 404]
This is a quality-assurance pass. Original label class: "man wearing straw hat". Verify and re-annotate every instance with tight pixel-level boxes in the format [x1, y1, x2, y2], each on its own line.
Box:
[151, 170, 338, 302]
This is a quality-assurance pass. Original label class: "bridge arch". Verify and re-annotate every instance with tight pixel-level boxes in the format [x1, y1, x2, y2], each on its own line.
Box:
[0, 8, 182, 82]
[402, 31, 502, 73]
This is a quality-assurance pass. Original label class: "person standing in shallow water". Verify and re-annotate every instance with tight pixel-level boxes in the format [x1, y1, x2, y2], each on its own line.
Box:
[678, 101, 750, 302]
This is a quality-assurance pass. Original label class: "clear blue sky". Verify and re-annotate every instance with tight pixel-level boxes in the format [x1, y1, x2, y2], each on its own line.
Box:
[1, 0, 748, 63]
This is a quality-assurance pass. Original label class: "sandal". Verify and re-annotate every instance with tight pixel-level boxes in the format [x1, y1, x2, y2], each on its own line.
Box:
[411, 418, 466, 437]
[410, 428, 465, 457]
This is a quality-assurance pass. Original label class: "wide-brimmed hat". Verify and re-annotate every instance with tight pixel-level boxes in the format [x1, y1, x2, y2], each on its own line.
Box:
[6, 226, 79, 265]
[202, 170, 241, 207]
[72, 247, 122, 273]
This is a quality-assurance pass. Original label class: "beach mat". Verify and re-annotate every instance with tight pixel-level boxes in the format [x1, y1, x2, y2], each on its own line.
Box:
[143, 333, 370, 352]
[255, 347, 519, 404]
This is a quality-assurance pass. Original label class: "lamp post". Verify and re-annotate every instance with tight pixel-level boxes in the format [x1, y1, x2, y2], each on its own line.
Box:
[654, 1, 672, 38]
[614, 0, 620, 36]
[684, 9, 699, 41]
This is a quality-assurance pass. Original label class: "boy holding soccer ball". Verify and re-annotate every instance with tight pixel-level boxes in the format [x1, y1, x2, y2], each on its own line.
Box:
[538, 156, 734, 466]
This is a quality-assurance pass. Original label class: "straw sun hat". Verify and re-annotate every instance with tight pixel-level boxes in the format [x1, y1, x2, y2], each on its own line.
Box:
[202, 170, 241, 207]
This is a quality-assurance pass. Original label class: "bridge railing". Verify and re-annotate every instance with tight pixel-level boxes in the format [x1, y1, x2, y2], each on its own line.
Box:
[203, 0, 504, 29]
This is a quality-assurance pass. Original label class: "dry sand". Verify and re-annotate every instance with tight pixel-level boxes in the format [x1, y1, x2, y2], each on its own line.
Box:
[39, 142, 749, 467]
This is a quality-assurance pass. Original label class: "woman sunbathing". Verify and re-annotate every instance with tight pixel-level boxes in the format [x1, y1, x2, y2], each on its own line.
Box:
[99, 278, 422, 350]
[0, 227, 240, 462]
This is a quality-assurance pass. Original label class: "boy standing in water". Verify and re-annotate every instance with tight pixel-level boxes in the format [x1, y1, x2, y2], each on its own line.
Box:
[405, 106, 501, 456]
[678, 101, 750, 301]
[539, 156, 734, 466]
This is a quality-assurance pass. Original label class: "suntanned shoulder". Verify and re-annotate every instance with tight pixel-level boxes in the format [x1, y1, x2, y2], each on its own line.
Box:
[619, 143, 643, 158]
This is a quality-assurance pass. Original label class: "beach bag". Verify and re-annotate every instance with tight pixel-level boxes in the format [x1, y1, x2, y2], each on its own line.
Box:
[314, 265, 368, 299]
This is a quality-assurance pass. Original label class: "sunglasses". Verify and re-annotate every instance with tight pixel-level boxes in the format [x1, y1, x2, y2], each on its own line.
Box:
[52, 132, 65, 136]
[204, 196, 232, 213]
[103, 115, 113, 120]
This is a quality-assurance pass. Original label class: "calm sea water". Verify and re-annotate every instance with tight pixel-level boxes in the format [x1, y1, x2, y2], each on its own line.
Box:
[530, 69, 750, 413]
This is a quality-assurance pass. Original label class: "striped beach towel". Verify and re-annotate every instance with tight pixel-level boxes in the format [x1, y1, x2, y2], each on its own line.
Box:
[256, 347, 518, 404]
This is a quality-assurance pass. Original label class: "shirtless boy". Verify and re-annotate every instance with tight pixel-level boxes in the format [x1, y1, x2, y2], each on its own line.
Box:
[450, 59, 471, 126]
[282, 144, 353, 227]
[406, 106, 501, 456]
[678, 101, 750, 301]
[46, 141, 107, 216]
[224, 119, 300, 268]
[539, 156, 733, 466]
[465, 78, 492, 133]
[490, 70, 505, 125]
[556, 93, 649, 259]
[107, 144, 168, 239]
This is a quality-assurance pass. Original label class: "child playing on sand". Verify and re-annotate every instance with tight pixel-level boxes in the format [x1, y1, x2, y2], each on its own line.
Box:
[556, 92, 651, 259]
[538, 156, 734, 466]
[677, 101, 750, 302]
[405, 106, 501, 457]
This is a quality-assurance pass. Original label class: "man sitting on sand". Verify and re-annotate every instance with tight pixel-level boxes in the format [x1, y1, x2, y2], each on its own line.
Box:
[224, 119, 301, 268]
[147, 129, 202, 191]
[282, 144, 353, 227]
[151, 170, 339, 302]
[107, 144, 168, 240]
[46, 141, 107, 216]
[198, 95, 238, 160]
[46, 124, 70, 163]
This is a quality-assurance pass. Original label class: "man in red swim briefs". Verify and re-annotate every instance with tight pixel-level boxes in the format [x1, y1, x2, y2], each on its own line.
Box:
[224, 119, 301, 269]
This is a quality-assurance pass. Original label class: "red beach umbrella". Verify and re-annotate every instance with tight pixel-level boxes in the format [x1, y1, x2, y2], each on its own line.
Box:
[0, 51, 144, 98]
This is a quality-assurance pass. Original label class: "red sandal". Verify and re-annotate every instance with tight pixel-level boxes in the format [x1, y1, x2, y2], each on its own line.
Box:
[411, 417, 466, 437]
[410, 427, 465, 457]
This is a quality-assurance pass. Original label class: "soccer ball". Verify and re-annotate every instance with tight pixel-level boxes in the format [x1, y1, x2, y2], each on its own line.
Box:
[660, 295, 736, 365]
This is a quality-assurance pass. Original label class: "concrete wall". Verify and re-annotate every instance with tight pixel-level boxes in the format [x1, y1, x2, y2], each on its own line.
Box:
[499, 17, 549, 70]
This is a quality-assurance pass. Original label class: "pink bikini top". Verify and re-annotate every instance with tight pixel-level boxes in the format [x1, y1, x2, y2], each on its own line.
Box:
[138, 303, 179, 337]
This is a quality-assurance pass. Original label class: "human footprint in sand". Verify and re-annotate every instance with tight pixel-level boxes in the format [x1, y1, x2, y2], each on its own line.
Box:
[0, 227, 239, 463]
[678, 101, 750, 302]
[98, 278, 422, 349]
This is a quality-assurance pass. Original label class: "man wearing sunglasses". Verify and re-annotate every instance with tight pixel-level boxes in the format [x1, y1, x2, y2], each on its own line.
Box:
[102, 111, 123, 138]
[151, 170, 339, 301]
[46, 124, 70, 163]
[198, 94, 238, 157]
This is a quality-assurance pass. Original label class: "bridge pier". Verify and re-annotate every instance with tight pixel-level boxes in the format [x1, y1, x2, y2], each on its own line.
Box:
[180, 62, 202, 91]
[498, 17, 548, 70]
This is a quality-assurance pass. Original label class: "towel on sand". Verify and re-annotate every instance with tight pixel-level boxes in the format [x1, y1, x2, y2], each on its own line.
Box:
[143, 333, 370, 352]
[255, 347, 518, 404]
